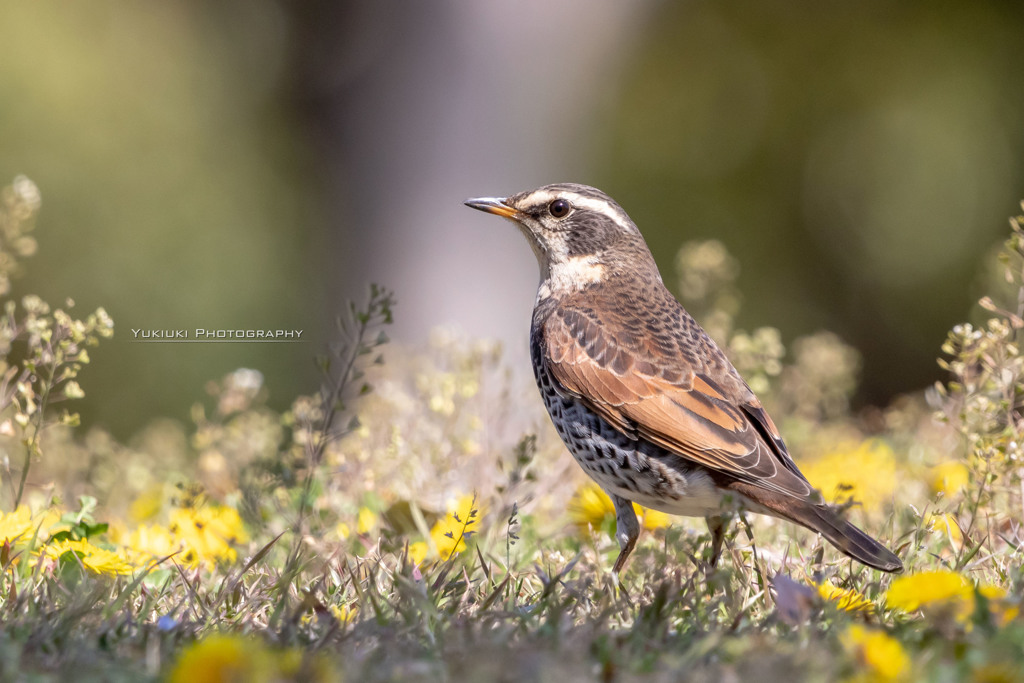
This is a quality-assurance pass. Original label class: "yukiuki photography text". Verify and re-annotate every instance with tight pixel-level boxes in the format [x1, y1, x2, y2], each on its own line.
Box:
[130, 328, 304, 342]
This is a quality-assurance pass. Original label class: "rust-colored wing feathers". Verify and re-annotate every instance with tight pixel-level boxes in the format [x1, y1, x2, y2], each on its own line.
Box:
[543, 300, 814, 500]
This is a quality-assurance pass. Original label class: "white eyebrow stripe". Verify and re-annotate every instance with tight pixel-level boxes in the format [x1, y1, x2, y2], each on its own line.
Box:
[519, 189, 634, 233]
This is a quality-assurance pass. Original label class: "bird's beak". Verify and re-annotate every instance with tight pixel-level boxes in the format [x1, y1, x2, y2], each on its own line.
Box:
[464, 196, 519, 219]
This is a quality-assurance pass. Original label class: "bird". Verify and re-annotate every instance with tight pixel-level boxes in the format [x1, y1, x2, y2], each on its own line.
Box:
[465, 183, 903, 575]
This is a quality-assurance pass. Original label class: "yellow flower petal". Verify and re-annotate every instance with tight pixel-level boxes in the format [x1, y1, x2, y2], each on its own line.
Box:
[356, 507, 377, 535]
[168, 504, 249, 569]
[429, 494, 482, 560]
[930, 461, 969, 497]
[886, 569, 971, 613]
[928, 513, 963, 545]
[0, 506, 34, 544]
[801, 440, 898, 511]
[569, 482, 672, 533]
[567, 482, 615, 531]
[168, 634, 272, 683]
[641, 508, 672, 531]
[408, 541, 428, 565]
[817, 581, 874, 613]
[842, 624, 910, 681]
[126, 524, 186, 566]
[43, 538, 136, 576]
[329, 604, 357, 623]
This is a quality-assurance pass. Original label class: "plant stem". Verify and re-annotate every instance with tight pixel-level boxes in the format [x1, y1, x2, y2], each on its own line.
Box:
[14, 344, 56, 508]
[284, 287, 391, 573]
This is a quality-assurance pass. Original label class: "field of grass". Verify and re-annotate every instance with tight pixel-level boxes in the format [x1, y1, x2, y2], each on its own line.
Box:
[1, 177, 1023, 682]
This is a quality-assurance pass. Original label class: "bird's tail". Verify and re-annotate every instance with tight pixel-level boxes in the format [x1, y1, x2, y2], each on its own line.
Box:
[791, 503, 903, 573]
[729, 481, 903, 572]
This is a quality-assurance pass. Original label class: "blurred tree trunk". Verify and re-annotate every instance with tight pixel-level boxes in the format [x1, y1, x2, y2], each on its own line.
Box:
[281, 1, 653, 359]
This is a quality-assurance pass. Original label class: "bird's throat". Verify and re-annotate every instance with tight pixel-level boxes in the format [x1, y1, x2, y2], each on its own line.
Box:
[537, 255, 606, 301]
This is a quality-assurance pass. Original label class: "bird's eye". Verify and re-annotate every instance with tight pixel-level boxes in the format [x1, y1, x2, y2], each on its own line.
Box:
[548, 199, 571, 218]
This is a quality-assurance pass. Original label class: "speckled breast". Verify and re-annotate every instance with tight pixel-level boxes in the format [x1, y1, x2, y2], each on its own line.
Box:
[529, 322, 726, 518]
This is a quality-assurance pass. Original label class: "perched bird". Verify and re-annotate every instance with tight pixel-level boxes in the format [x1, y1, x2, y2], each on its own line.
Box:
[465, 183, 902, 574]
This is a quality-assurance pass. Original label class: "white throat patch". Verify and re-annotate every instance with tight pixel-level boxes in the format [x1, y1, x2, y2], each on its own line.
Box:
[537, 255, 605, 300]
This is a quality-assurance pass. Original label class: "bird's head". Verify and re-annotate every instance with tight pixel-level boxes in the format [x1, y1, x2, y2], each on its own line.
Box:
[465, 183, 659, 298]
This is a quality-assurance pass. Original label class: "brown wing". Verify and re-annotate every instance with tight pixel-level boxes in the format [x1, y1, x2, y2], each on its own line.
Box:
[543, 295, 814, 500]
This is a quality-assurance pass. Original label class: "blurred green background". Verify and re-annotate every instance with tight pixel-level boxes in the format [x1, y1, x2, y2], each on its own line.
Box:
[597, 1, 1024, 406]
[0, 2, 325, 436]
[1, 1, 1022, 438]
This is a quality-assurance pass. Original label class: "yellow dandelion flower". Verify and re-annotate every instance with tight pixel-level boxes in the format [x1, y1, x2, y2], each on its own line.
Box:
[886, 569, 971, 613]
[127, 524, 188, 566]
[356, 507, 377, 535]
[408, 541, 428, 565]
[930, 461, 969, 498]
[641, 508, 672, 531]
[567, 482, 615, 531]
[43, 538, 136, 577]
[35, 508, 65, 538]
[429, 494, 482, 560]
[569, 482, 672, 534]
[817, 581, 875, 613]
[928, 513, 963, 545]
[336, 522, 351, 540]
[168, 634, 273, 683]
[169, 504, 249, 569]
[329, 604, 357, 623]
[842, 624, 910, 681]
[889, 572, 1019, 627]
[801, 440, 898, 512]
[106, 520, 130, 546]
[0, 506, 34, 544]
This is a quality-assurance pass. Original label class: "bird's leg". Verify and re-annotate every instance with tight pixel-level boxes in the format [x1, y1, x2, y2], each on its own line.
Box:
[705, 514, 730, 567]
[611, 494, 640, 578]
